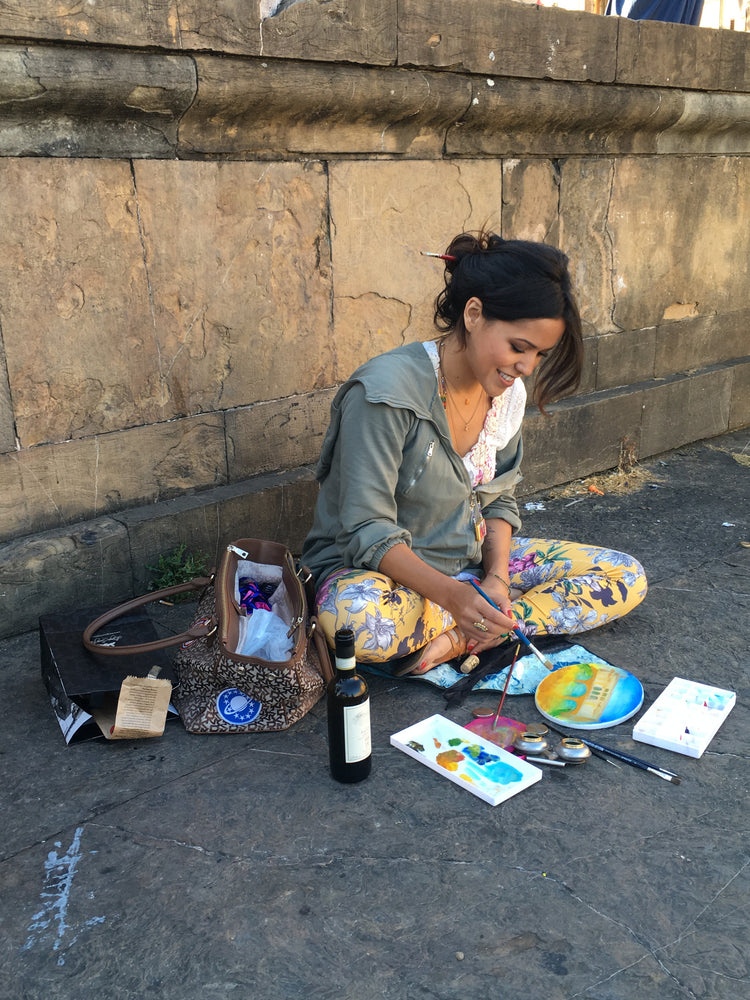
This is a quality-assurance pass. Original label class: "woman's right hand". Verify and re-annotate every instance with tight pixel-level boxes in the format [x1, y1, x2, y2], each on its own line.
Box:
[443, 579, 516, 653]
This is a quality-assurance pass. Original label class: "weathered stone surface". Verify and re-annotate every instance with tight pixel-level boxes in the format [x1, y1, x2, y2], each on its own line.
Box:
[0, 158, 159, 446]
[1, 41, 748, 164]
[717, 25, 750, 93]
[180, 57, 471, 157]
[0, 467, 319, 637]
[0, 0, 748, 101]
[0, 158, 331, 447]
[639, 366, 733, 456]
[654, 309, 750, 377]
[118, 467, 318, 593]
[521, 386, 645, 493]
[597, 329, 658, 391]
[226, 390, 336, 482]
[609, 157, 750, 336]
[262, 0, 397, 65]
[0, 518, 131, 638]
[0, 341, 15, 453]
[446, 78, 692, 158]
[557, 158, 617, 337]
[0, 43, 196, 157]
[578, 335, 599, 396]
[501, 159, 559, 245]
[214, 471, 319, 556]
[328, 160, 503, 379]
[398, 0, 617, 83]
[0, 0, 183, 49]
[0, 416, 227, 543]
[616, 18, 723, 92]
[130, 159, 332, 410]
[729, 359, 750, 430]
[655, 91, 750, 155]
[0, 0, 395, 63]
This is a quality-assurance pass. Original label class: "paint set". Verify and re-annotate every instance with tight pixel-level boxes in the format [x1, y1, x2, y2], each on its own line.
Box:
[391, 630, 736, 803]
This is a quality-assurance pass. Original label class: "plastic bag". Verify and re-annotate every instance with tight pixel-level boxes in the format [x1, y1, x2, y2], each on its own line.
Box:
[236, 608, 292, 661]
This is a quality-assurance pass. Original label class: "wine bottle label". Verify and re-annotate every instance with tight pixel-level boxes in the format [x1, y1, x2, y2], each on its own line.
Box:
[343, 701, 371, 763]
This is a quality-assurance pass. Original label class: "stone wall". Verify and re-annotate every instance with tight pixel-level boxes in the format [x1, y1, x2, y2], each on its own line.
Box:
[1, 0, 749, 637]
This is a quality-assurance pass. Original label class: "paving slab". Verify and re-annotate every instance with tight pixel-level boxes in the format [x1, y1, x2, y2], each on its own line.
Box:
[1, 430, 748, 1000]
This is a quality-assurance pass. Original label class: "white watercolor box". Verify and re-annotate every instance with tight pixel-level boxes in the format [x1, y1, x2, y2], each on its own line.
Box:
[632, 677, 736, 759]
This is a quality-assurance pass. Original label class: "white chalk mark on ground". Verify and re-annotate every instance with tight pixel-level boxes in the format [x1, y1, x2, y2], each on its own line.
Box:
[22, 826, 106, 966]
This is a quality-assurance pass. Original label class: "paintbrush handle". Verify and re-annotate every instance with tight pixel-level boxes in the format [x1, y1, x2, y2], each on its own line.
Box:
[469, 580, 553, 672]
[578, 737, 681, 778]
[546, 724, 681, 783]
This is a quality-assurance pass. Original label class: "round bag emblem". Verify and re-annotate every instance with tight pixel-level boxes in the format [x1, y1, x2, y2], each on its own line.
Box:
[216, 688, 262, 725]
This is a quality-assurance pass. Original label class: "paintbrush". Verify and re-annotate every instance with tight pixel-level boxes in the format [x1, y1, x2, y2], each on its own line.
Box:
[469, 580, 554, 671]
[492, 643, 520, 730]
[545, 723, 682, 784]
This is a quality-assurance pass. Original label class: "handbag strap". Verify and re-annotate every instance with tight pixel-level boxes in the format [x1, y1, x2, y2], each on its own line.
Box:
[310, 616, 334, 684]
[82, 578, 215, 656]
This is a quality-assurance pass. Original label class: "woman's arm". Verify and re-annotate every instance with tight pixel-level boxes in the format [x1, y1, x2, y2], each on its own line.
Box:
[478, 517, 515, 618]
[379, 541, 515, 649]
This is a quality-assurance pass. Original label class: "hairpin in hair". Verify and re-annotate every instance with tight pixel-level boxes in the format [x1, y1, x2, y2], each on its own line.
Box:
[420, 251, 457, 262]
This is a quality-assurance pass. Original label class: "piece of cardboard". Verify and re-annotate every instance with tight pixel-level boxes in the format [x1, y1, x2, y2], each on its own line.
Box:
[40, 605, 178, 744]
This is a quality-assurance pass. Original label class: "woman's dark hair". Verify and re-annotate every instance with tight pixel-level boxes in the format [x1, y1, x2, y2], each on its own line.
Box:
[433, 230, 583, 412]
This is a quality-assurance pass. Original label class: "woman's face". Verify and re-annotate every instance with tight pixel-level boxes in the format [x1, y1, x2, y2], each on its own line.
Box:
[462, 297, 565, 398]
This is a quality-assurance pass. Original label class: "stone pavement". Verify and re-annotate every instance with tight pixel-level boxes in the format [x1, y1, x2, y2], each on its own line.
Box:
[1, 430, 748, 1000]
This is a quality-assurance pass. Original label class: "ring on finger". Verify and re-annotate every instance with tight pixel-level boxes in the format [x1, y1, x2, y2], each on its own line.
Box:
[473, 619, 489, 633]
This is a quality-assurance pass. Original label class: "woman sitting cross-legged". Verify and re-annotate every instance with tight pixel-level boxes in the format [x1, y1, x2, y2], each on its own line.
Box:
[301, 230, 647, 674]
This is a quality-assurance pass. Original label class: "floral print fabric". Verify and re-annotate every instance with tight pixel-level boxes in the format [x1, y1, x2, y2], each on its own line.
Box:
[316, 536, 647, 663]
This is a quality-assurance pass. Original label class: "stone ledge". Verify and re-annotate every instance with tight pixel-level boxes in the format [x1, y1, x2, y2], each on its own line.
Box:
[448, 79, 750, 156]
[179, 57, 472, 157]
[0, 467, 319, 640]
[0, 44, 196, 158]
[522, 359, 747, 491]
[2, 43, 750, 159]
[2, 365, 746, 639]
[1, 0, 746, 93]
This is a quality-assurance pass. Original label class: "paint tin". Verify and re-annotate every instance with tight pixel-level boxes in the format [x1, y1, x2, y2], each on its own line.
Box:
[471, 705, 497, 718]
[554, 737, 591, 763]
[513, 732, 550, 755]
[523, 722, 549, 737]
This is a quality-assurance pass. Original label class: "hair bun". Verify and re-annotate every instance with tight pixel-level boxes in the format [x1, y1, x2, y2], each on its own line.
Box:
[444, 230, 505, 267]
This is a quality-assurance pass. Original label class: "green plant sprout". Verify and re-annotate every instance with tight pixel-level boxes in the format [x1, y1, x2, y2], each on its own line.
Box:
[148, 543, 209, 601]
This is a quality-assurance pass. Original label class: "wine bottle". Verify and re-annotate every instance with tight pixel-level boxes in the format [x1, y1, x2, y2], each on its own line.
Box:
[327, 627, 372, 783]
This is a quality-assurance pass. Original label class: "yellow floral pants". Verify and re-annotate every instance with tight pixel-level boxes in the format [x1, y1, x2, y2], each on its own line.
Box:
[315, 537, 647, 663]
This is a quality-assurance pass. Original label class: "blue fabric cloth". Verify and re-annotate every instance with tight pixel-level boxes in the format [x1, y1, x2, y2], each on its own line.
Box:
[606, 0, 704, 24]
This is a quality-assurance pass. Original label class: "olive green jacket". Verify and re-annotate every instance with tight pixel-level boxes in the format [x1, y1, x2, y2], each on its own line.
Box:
[302, 342, 524, 587]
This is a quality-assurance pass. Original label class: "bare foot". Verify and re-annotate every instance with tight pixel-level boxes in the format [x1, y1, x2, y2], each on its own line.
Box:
[408, 628, 467, 674]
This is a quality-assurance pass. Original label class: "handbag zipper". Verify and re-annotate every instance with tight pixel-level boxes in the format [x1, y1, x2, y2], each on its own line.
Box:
[219, 542, 307, 656]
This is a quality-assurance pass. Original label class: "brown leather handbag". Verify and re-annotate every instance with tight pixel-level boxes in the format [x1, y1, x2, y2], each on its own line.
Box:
[82, 538, 333, 734]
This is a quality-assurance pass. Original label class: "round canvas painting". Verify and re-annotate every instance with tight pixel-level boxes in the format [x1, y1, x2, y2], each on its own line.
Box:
[534, 662, 644, 730]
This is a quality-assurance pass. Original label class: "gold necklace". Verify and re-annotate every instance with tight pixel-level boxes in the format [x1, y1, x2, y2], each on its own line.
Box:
[438, 343, 487, 432]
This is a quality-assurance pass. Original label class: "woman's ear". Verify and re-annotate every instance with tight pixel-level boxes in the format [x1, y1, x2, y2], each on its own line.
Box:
[464, 296, 483, 330]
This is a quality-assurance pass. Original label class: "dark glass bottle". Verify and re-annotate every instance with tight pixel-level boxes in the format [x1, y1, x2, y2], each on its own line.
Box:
[327, 627, 372, 783]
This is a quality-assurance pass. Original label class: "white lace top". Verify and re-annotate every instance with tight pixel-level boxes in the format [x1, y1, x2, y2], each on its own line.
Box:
[423, 340, 526, 487]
